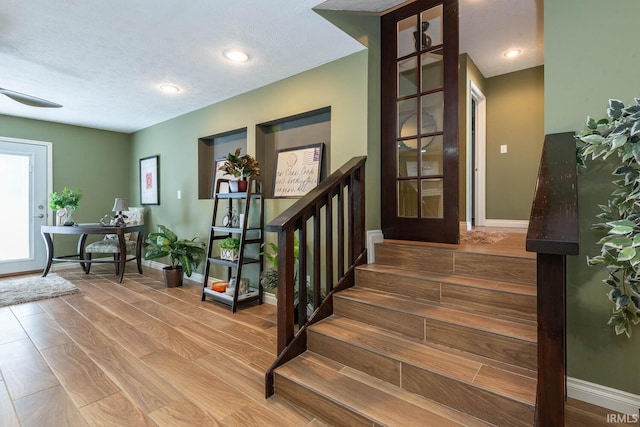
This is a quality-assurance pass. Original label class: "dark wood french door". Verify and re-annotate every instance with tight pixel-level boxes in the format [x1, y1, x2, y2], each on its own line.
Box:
[381, 0, 459, 243]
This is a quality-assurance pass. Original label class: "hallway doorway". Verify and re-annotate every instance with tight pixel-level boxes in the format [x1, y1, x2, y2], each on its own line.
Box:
[466, 80, 486, 230]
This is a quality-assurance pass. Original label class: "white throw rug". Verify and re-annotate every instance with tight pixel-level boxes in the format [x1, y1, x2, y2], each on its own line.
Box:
[0, 274, 80, 307]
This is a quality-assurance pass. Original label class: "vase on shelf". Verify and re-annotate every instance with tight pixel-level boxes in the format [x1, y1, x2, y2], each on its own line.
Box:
[228, 179, 248, 193]
[63, 206, 76, 226]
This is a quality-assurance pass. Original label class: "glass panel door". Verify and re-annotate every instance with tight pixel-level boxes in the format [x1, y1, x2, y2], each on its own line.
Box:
[0, 153, 30, 260]
[381, 0, 459, 243]
[0, 139, 48, 274]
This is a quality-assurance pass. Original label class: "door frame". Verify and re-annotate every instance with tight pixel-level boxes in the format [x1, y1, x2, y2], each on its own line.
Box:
[0, 136, 53, 275]
[465, 80, 486, 229]
[380, 0, 460, 243]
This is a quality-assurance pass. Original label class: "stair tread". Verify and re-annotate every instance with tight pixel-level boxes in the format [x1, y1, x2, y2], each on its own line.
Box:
[312, 316, 536, 405]
[380, 238, 535, 259]
[375, 241, 536, 286]
[276, 352, 495, 427]
[339, 287, 537, 342]
[358, 263, 536, 296]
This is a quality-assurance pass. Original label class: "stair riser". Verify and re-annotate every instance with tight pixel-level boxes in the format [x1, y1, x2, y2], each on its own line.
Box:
[356, 270, 536, 322]
[335, 296, 425, 340]
[309, 331, 401, 386]
[375, 243, 536, 286]
[274, 374, 374, 427]
[309, 331, 533, 427]
[334, 296, 536, 370]
[454, 252, 536, 287]
[427, 320, 536, 371]
[441, 283, 536, 321]
[403, 365, 534, 427]
[355, 268, 441, 302]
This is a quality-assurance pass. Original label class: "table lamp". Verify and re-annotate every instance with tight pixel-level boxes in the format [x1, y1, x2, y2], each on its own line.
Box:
[112, 198, 129, 226]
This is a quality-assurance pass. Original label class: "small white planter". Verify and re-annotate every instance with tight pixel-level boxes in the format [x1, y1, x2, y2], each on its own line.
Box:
[220, 248, 238, 261]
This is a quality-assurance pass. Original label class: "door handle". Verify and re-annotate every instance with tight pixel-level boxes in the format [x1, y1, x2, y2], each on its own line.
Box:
[33, 214, 45, 218]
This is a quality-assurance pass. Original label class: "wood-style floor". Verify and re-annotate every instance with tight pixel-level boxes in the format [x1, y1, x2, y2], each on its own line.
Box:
[0, 251, 634, 426]
[0, 265, 322, 427]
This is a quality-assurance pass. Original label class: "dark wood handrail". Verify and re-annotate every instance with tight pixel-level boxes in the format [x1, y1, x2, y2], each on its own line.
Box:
[526, 132, 579, 426]
[264, 156, 367, 397]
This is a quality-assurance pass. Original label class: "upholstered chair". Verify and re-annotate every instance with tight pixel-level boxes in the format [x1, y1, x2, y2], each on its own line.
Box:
[84, 207, 145, 275]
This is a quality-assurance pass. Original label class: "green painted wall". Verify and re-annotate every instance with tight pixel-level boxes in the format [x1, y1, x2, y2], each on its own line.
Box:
[546, 0, 640, 394]
[130, 51, 369, 275]
[313, 9, 382, 231]
[0, 115, 131, 253]
[485, 66, 544, 220]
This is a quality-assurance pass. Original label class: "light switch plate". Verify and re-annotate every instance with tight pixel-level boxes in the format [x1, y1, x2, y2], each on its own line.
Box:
[500, 145, 508, 154]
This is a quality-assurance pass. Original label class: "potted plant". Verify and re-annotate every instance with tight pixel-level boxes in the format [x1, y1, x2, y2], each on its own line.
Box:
[219, 237, 240, 261]
[260, 236, 316, 322]
[220, 148, 260, 192]
[49, 187, 82, 225]
[576, 98, 640, 337]
[144, 225, 206, 287]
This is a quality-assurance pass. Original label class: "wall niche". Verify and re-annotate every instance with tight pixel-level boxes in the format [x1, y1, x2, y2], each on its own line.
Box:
[197, 128, 247, 199]
[256, 107, 331, 198]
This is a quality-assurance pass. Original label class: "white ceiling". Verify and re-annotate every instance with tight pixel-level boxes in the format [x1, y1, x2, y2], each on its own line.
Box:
[0, 0, 542, 134]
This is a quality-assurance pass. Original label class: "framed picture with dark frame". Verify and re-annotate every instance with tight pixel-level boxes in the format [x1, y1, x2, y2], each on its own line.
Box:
[139, 155, 160, 205]
[273, 143, 323, 198]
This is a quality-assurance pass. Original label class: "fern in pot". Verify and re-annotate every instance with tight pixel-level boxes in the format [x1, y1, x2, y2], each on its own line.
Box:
[576, 98, 640, 337]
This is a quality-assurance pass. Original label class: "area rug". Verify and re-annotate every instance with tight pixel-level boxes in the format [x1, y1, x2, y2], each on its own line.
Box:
[0, 274, 80, 307]
[460, 230, 507, 244]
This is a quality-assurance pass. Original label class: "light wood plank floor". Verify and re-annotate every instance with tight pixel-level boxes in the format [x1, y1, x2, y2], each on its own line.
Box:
[0, 265, 322, 427]
[0, 262, 633, 426]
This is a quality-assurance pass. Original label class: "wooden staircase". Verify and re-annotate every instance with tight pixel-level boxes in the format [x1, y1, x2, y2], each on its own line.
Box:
[272, 237, 538, 426]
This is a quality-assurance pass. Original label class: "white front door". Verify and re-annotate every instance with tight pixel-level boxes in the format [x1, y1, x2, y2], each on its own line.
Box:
[0, 137, 50, 275]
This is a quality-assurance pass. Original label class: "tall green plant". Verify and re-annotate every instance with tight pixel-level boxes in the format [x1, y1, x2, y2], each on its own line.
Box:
[576, 98, 640, 337]
[144, 225, 205, 277]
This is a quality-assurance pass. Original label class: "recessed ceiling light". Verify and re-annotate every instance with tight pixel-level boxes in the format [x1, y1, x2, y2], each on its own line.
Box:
[159, 84, 180, 94]
[503, 49, 522, 58]
[223, 49, 249, 62]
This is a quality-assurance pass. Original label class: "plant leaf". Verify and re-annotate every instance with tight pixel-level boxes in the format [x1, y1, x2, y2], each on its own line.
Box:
[580, 134, 605, 144]
[617, 246, 636, 261]
[611, 134, 628, 150]
[606, 219, 636, 234]
[603, 236, 633, 249]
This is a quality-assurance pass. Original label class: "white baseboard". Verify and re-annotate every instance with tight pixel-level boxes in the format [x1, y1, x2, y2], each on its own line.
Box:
[483, 219, 529, 229]
[366, 229, 384, 264]
[263, 292, 276, 306]
[568, 377, 640, 416]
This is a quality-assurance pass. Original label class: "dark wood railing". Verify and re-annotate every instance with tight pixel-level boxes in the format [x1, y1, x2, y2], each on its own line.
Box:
[264, 156, 367, 397]
[526, 132, 579, 426]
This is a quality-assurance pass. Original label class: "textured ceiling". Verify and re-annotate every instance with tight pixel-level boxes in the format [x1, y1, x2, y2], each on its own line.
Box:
[0, 0, 542, 133]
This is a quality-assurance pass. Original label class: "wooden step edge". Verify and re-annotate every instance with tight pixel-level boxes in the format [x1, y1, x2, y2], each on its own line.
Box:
[379, 239, 536, 260]
[322, 315, 537, 379]
[356, 265, 537, 323]
[337, 287, 537, 343]
[338, 364, 496, 427]
[357, 264, 536, 296]
[310, 316, 537, 406]
[275, 352, 493, 427]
